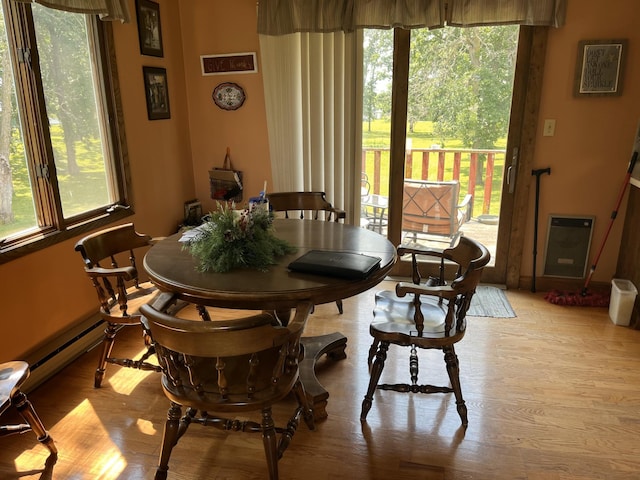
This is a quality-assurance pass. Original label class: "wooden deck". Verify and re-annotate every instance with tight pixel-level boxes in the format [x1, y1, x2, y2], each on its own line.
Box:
[363, 216, 499, 266]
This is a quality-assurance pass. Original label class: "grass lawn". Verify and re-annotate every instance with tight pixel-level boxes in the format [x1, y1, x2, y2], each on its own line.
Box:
[2, 120, 504, 240]
[1, 126, 109, 239]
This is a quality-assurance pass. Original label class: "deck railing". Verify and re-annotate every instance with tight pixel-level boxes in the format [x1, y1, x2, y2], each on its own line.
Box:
[362, 147, 506, 217]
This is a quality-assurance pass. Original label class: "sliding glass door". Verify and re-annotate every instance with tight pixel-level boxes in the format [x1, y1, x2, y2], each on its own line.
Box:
[361, 25, 534, 284]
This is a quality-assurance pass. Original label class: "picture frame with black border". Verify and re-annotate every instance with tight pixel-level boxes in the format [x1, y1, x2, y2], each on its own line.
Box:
[136, 0, 164, 57]
[143, 66, 170, 120]
[573, 39, 627, 97]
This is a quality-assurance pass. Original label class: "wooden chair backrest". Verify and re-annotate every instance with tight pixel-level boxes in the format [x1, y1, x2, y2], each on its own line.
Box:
[397, 236, 490, 336]
[268, 191, 346, 222]
[444, 236, 491, 293]
[75, 223, 152, 269]
[140, 302, 313, 405]
[74, 223, 153, 316]
[402, 180, 461, 236]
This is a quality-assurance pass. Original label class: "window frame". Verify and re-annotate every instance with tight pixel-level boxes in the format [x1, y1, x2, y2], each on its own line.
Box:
[0, 0, 133, 264]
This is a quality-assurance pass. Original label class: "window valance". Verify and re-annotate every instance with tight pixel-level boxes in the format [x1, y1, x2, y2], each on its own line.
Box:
[257, 0, 566, 35]
[16, 0, 130, 22]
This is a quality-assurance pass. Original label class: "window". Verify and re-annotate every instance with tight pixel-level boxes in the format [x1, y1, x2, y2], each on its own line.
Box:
[0, 1, 130, 262]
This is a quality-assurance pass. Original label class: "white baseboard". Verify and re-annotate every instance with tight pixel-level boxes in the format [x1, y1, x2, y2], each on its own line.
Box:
[22, 313, 105, 392]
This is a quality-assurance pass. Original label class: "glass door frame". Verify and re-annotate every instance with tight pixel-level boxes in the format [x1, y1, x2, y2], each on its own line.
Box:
[383, 26, 548, 287]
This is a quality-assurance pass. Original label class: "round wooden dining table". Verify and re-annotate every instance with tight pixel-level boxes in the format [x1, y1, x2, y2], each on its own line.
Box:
[143, 218, 397, 419]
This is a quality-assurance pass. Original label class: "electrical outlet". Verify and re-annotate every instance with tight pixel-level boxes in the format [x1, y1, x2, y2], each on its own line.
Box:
[543, 119, 556, 137]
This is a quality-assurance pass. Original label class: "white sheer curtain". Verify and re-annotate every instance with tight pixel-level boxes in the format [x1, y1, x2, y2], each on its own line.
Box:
[17, 0, 130, 22]
[259, 31, 360, 221]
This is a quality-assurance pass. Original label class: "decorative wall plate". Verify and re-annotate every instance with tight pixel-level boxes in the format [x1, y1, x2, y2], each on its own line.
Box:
[212, 82, 246, 110]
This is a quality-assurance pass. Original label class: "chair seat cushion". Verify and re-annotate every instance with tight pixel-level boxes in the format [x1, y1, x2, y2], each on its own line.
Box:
[371, 290, 465, 344]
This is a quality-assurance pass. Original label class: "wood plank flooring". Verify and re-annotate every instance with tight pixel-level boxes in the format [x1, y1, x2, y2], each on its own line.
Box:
[2, 283, 640, 479]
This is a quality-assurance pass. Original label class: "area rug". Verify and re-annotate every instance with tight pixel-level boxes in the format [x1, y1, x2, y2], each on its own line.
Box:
[467, 286, 516, 318]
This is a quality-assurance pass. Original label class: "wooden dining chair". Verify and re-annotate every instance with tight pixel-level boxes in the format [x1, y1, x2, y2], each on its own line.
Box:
[74, 223, 165, 388]
[268, 191, 346, 223]
[268, 191, 346, 313]
[361, 236, 490, 427]
[1, 361, 57, 457]
[140, 301, 315, 480]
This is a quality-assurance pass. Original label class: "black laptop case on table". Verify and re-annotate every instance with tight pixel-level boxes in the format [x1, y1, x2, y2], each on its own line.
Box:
[288, 250, 382, 279]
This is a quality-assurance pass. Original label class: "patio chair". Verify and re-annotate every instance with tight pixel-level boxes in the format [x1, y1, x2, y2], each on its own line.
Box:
[402, 179, 472, 244]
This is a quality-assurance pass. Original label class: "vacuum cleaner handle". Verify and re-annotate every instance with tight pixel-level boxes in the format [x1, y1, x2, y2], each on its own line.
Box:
[582, 151, 638, 295]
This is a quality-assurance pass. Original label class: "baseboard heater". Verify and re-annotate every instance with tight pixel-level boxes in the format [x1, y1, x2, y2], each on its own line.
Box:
[23, 313, 105, 392]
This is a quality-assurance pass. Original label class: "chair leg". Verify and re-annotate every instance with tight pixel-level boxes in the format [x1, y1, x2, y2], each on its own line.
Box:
[95, 323, 117, 388]
[155, 402, 183, 480]
[443, 345, 468, 427]
[261, 407, 279, 480]
[361, 340, 389, 421]
[367, 339, 380, 366]
[335, 299, 343, 314]
[177, 407, 197, 440]
[12, 390, 57, 456]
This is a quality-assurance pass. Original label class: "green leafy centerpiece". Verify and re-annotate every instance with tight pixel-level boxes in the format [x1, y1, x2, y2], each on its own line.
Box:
[185, 204, 296, 273]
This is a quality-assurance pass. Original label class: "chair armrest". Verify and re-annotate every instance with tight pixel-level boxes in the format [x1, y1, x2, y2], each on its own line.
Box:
[398, 244, 445, 258]
[457, 194, 473, 222]
[396, 281, 459, 301]
[85, 265, 137, 281]
[150, 236, 166, 244]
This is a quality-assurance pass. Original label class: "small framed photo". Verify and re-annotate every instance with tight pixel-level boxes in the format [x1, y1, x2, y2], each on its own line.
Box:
[183, 199, 203, 225]
[136, 0, 163, 57]
[574, 39, 627, 97]
[201, 52, 258, 76]
[143, 67, 170, 120]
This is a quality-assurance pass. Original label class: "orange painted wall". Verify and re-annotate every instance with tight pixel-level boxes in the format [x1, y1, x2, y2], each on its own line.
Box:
[524, 0, 640, 284]
[2, 0, 638, 362]
[178, 0, 272, 213]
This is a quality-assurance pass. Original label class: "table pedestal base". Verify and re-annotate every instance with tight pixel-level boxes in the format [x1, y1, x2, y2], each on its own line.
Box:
[299, 332, 347, 421]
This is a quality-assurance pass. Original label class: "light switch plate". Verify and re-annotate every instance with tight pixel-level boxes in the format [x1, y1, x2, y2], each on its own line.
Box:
[543, 119, 556, 136]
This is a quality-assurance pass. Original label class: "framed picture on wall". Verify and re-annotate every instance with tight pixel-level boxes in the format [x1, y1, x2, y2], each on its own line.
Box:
[200, 52, 258, 76]
[573, 39, 627, 97]
[136, 0, 164, 57]
[143, 67, 170, 120]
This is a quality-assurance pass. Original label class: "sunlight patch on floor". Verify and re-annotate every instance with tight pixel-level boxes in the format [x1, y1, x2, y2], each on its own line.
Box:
[106, 350, 158, 396]
[14, 398, 128, 479]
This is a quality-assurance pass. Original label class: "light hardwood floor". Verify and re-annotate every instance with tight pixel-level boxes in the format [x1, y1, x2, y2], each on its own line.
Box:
[2, 283, 640, 479]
